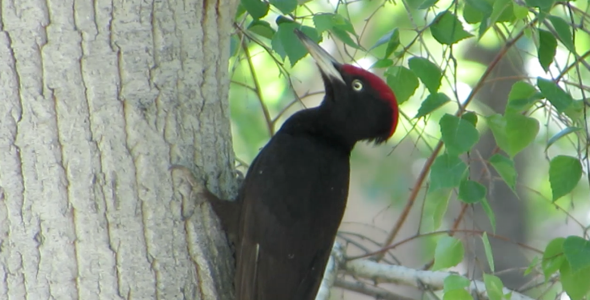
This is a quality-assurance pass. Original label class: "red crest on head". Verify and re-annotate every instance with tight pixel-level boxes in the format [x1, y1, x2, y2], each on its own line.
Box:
[341, 64, 399, 138]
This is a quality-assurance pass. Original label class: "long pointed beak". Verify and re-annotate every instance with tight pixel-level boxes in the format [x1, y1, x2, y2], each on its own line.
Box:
[294, 29, 345, 84]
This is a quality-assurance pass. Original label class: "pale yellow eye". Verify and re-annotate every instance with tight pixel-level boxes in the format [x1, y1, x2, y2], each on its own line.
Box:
[352, 79, 363, 91]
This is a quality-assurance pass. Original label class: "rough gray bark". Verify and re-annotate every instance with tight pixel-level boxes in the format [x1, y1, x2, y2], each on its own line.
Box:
[0, 0, 238, 299]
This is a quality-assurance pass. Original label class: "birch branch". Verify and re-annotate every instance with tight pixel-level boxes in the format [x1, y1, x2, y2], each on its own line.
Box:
[315, 242, 344, 300]
[317, 242, 535, 300]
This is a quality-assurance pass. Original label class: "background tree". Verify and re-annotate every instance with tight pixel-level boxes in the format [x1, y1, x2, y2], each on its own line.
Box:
[0, 0, 237, 299]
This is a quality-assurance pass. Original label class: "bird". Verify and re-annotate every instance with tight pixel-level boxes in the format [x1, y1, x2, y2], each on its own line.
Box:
[200, 29, 399, 300]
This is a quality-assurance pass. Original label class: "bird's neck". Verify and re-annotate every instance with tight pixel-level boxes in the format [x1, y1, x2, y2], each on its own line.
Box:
[279, 108, 356, 153]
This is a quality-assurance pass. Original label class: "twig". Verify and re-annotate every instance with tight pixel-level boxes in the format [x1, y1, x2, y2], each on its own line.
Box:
[342, 259, 535, 300]
[316, 242, 344, 300]
[242, 40, 274, 137]
[334, 279, 413, 300]
[375, 23, 531, 261]
[351, 229, 542, 260]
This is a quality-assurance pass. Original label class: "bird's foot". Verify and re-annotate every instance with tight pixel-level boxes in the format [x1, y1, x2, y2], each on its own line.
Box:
[169, 164, 211, 206]
[169, 164, 239, 235]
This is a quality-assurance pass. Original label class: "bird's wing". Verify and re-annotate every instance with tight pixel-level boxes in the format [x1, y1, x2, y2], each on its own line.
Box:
[234, 133, 349, 300]
[235, 203, 335, 300]
[235, 234, 260, 300]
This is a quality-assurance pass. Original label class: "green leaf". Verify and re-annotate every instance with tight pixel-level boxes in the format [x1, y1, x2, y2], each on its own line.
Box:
[537, 77, 573, 113]
[490, 0, 515, 24]
[546, 127, 582, 150]
[513, 4, 529, 19]
[525, 256, 539, 276]
[563, 236, 590, 272]
[477, 19, 490, 39]
[241, 0, 269, 19]
[458, 180, 486, 204]
[235, 4, 247, 18]
[444, 274, 470, 291]
[386, 66, 419, 104]
[275, 15, 295, 25]
[422, 189, 452, 232]
[465, 0, 492, 16]
[488, 154, 517, 192]
[440, 114, 480, 155]
[372, 59, 393, 69]
[549, 155, 582, 200]
[331, 14, 356, 35]
[269, 0, 297, 14]
[481, 199, 496, 233]
[433, 236, 464, 270]
[313, 13, 357, 40]
[483, 274, 504, 300]
[526, 0, 555, 11]
[461, 112, 478, 127]
[543, 237, 565, 279]
[474, 0, 514, 37]
[503, 114, 539, 157]
[560, 261, 590, 300]
[549, 15, 575, 51]
[443, 289, 473, 300]
[248, 20, 276, 39]
[419, 0, 439, 9]
[331, 26, 359, 49]
[384, 29, 401, 59]
[482, 233, 495, 273]
[273, 23, 320, 66]
[271, 18, 292, 59]
[408, 57, 443, 93]
[313, 13, 334, 33]
[564, 99, 584, 120]
[313, 14, 359, 49]
[415, 93, 450, 118]
[463, 1, 485, 24]
[486, 113, 539, 158]
[506, 81, 542, 113]
[430, 12, 473, 45]
[271, 38, 286, 59]
[370, 29, 400, 56]
[430, 154, 468, 191]
[538, 29, 557, 72]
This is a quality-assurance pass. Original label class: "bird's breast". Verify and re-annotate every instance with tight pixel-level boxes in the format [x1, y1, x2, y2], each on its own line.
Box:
[247, 132, 351, 229]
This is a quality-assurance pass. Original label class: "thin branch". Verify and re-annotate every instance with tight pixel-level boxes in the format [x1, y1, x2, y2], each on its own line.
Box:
[241, 40, 274, 137]
[376, 23, 531, 261]
[316, 243, 344, 300]
[342, 259, 535, 300]
[334, 279, 413, 300]
[423, 149, 499, 270]
[555, 50, 590, 81]
[271, 90, 325, 125]
[352, 229, 543, 260]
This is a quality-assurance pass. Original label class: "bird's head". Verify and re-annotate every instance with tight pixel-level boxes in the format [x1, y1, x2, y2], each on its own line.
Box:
[295, 29, 399, 145]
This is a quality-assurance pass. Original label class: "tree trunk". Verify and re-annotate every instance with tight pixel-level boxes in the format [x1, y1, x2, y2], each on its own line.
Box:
[464, 45, 529, 289]
[0, 0, 238, 299]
